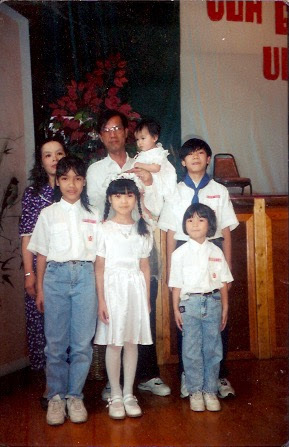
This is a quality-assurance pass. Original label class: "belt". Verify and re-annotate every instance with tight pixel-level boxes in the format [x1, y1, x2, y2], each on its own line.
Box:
[190, 289, 219, 296]
[49, 260, 92, 265]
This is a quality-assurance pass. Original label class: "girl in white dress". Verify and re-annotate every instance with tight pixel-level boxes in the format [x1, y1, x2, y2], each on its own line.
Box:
[94, 173, 153, 420]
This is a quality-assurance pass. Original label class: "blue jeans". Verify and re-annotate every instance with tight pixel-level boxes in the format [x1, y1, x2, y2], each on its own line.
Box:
[44, 261, 97, 400]
[181, 292, 222, 394]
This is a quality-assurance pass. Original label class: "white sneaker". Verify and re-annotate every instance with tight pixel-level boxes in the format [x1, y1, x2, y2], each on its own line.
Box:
[67, 397, 88, 423]
[218, 378, 235, 398]
[180, 372, 189, 398]
[137, 377, 171, 396]
[203, 392, 221, 411]
[123, 394, 142, 418]
[46, 395, 66, 426]
[189, 391, 205, 412]
[107, 396, 125, 420]
[101, 382, 111, 401]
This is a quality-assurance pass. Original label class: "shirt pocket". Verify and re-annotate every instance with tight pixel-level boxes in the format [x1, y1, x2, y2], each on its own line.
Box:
[208, 260, 222, 282]
[50, 223, 70, 252]
[81, 222, 97, 252]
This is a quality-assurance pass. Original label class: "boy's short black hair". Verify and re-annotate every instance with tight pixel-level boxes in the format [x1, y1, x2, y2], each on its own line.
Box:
[96, 109, 128, 133]
[179, 138, 212, 160]
[182, 203, 216, 238]
[135, 118, 161, 138]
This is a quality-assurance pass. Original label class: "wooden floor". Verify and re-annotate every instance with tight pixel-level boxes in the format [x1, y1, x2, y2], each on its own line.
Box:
[0, 358, 288, 447]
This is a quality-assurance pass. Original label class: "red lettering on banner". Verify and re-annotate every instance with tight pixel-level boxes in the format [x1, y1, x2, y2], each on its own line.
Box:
[227, 1, 243, 22]
[207, 0, 225, 21]
[207, 1, 262, 23]
[275, 2, 288, 35]
[245, 1, 262, 24]
[263, 47, 288, 81]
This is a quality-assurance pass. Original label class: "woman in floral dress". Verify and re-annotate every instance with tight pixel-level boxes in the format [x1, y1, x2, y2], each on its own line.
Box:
[19, 137, 67, 371]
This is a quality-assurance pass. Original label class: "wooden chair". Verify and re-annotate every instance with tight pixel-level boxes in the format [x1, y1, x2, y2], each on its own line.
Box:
[213, 153, 252, 195]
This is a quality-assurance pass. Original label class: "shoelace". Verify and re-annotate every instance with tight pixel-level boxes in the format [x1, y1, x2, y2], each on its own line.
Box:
[50, 400, 64, 413]
[70, 398, 83, 411]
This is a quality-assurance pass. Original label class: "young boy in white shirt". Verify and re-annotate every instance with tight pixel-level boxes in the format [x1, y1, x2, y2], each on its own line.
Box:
[159, 138, 238, 398]
[169, 203, 233, 412]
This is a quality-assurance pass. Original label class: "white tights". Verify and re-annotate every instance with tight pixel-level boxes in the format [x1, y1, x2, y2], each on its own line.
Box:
[105, 342, 138, 398]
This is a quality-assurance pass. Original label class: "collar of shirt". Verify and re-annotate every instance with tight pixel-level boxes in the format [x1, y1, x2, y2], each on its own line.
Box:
[59, 198, 82, 212]
[188, 238, 209, 252]
[107, 153, 134, 171]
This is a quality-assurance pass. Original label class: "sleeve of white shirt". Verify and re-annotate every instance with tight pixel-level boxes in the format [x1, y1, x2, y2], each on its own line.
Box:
[143, 182, 164, 218]
[95, 224, 106, 258]
[219, 187, 239, 231]
[168, 249, 183, 288]
[158, 189, 179, 232]
[220, 254, 234, 283]
[27, 210, 50, 256]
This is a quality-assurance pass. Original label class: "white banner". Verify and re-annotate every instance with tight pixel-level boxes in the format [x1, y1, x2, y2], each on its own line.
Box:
[181, 0, 287, 194]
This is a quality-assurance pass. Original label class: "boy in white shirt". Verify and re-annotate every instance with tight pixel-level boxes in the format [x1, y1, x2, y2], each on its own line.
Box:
[159, 138, 238, 398]
[169, 203, 233, 412]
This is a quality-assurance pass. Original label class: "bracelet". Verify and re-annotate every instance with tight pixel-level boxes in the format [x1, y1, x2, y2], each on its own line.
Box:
[25, 272, 33, 277]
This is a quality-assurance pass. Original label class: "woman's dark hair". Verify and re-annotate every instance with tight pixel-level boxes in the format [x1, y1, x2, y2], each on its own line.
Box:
[103, 178, 149, 236]
[182, 203, 216, 238]
[96, 109, 128, 134]
[29, 136, 67, 194]
[179, 138, 212, 160]
[135, 118, 161, 138]
[54, 155, 91, 212]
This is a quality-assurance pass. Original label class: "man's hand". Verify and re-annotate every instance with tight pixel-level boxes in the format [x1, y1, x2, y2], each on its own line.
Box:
[129, 167, 153, 186]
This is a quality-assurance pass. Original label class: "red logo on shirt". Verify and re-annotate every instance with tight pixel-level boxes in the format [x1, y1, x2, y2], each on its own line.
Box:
[212, 273, 217, 278]
[206, 195, 220, 199]
[82, 219, 97, 224]
[88, 236, 93, 241]
[209, 257, 222, 262]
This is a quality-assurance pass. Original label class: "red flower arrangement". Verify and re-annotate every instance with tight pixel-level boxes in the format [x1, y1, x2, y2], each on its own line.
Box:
[48, 53, 140, 160]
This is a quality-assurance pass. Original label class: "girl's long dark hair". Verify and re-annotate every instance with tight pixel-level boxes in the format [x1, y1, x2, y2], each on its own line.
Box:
[29, 136, 67, 194]
[54, 155, 91, 212]
[104, 179, 149, 236]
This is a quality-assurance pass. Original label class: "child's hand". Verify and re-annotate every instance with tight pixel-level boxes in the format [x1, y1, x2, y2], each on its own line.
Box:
[174, 309, 183, 331]
[221, 306, 228, 331]
[36, 291, 44, 313]
[134, 162, 141, 169]
[98, 302, 109, 324]
[25, 273, 36, 297]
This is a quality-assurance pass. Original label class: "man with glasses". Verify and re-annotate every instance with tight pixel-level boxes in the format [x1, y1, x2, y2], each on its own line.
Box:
[87, 109, 171, 399]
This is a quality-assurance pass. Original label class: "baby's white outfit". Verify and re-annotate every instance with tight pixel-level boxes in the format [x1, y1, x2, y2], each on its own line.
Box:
[94, 220, 153, 346]
[132, 143, 177, 201]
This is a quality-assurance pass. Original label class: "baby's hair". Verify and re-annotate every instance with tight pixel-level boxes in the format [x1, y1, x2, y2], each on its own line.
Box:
[182, 203, 216, 238]
[54, 155, 91, 212]
[29, 136, 68, 194]
[179, 138, 212, 160]
[96, 109, 128, 133]
[135, 118, 161, 138]
[104, 178, 149, 236]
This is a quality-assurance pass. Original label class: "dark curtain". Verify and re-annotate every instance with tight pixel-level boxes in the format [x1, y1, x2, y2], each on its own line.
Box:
[8, 1, 181, 153]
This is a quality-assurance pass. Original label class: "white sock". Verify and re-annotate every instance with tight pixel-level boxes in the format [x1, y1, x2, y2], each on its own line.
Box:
[105, 345, 122, 398]
[122, 342, 138, 397]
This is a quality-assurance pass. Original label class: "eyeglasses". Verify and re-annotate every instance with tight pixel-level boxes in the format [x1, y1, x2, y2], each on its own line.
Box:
[102, 125, 123, 133]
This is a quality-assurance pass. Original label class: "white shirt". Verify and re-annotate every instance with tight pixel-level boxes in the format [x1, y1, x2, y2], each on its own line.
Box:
[86, 153, 163, 218]
[158, 179, 239, 240]
[169, 238, 233, 300]
[27, 199, 100, 262]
